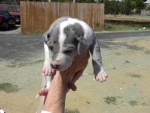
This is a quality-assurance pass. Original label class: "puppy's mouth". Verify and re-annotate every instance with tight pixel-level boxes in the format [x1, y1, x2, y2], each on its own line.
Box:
[51, 64, 71, 71]
[56, 66, 69, 71]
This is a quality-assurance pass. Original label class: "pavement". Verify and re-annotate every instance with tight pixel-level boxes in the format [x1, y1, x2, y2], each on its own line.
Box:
[0, 31, 150, 113]
[0, 30, 150, 61]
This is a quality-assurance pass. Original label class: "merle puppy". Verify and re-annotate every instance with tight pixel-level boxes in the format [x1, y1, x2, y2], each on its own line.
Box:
[38, 17, 108, 97]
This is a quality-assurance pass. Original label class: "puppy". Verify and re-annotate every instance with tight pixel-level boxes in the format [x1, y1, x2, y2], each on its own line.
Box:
[37, 17, 107, 97]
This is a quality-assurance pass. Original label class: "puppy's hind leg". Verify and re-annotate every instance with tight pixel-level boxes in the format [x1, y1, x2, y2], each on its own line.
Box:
[36, 75, 52, 113]
[90, 37, 108, 82]
[36, 75, 52, 98]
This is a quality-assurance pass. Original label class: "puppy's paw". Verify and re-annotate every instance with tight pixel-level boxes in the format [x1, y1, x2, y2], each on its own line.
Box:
[36, 89, 49, 98]
[95, 69, 108, 82]
[36, 76, 51, 98]
[42, 62, 52, 76]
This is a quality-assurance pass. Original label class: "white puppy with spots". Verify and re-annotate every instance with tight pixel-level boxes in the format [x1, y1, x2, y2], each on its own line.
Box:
[37, 16, 108, 96]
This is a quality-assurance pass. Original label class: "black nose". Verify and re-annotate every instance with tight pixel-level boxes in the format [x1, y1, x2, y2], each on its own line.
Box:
[51, 64, 59, 69]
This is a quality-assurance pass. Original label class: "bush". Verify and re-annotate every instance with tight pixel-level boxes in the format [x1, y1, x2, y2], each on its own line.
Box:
[104, 0, 145, 15]
[146, 5, 150, 10]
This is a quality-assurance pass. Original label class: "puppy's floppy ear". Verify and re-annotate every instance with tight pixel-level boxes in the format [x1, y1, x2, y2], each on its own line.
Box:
[77, 37, 88, 55]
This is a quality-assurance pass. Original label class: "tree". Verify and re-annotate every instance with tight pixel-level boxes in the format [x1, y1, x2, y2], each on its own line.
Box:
[133, 0, 145, 14]
[124, 0, 132, 15]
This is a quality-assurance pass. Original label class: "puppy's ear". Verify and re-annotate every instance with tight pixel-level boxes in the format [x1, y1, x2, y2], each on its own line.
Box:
[77, 37, 88, 55]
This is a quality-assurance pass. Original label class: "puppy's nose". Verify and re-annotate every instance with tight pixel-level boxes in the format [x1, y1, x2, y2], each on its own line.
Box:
[51, 64, 59, 69]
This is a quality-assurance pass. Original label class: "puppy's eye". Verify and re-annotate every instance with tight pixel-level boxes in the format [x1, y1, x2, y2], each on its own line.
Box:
[47, 34, 50, 39]
[63, 50, 72, 54]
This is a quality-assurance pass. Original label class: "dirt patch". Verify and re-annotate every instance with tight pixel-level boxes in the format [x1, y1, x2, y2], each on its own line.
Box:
[105, 15, 150, 23]
[0, 36, 150, 113]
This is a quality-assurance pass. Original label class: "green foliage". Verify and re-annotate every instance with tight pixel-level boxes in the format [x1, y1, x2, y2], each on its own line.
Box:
[1, 0, 146, 15]
[124, 0, 132, 15]
[146, 5, 150, 10]
[131, 0, 136, 9]
[103, 0, 146, 15]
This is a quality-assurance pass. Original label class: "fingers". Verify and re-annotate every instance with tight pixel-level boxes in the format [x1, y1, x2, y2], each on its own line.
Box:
[71, 70, 84, 83]
[68, 81, 77, 91]
[67, 70, 84, 92]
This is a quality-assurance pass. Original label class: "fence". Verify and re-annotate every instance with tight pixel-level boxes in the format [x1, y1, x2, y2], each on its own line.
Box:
[141, 10, 150, 15]
[20, 1, 104, 33]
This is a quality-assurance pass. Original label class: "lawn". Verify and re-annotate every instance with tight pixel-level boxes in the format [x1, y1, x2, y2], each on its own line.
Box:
[104, 22, 150, 31]
[104, 15, 150, 31]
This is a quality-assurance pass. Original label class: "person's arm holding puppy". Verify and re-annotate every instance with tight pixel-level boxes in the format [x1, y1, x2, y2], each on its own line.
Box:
[38, 49, 90, 113]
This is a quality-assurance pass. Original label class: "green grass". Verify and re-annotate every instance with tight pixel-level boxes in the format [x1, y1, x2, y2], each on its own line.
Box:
[0, 83, 19, 93]
[30, 30, 44, 34]
[104, 22, 150, 31]
[127, 73, 142, 78]
[104, 96, 117, 105]
[65, 109, 80, 113]
[104, 96, 123, 105]
[128, 100, 138, 106]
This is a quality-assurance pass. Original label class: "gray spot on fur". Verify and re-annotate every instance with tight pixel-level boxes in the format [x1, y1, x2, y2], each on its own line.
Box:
[63, 23, 84, 47]
[63, 23, 88, 54]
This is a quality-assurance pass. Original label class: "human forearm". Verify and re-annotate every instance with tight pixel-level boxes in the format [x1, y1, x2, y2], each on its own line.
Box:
[44, 72, 68, 113]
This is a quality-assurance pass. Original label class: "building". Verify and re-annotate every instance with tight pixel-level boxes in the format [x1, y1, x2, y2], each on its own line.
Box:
[145, 0, 150, 4]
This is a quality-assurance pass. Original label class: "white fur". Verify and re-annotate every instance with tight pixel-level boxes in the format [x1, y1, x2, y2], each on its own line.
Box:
[0, 108, 5, 113]
[59, 22, 68, 52]
[44, 43, 50, 63]
[55, 53, 72, 71]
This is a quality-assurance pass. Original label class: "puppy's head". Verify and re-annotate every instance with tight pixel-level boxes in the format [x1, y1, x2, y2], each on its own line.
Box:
[43, 22, 88, 71]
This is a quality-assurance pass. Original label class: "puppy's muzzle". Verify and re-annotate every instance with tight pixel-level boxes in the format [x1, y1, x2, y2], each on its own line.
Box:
[51, 63, 60, 69]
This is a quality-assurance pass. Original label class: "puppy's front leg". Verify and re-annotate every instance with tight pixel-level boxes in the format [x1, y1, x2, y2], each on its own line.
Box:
[43, 42, 52, 76]
[36, 43, 52, 98]
[41, 42, 53, 92]
[90, 37, 108, 82]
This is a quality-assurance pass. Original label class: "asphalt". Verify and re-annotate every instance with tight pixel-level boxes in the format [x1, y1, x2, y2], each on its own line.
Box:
[0, 34, 43, 61]
[0, 30, 150, 62]
[95, 30, 150, 39]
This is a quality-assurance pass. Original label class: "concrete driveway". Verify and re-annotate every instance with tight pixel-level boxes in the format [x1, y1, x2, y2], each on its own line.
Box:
[0, 31, 150, 113]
